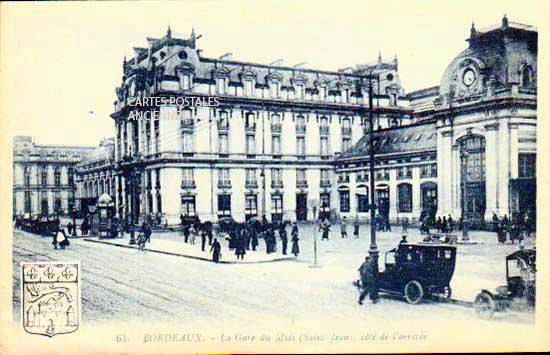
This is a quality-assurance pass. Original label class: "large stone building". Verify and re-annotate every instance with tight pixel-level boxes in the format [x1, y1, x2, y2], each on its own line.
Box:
[87, 27, 411, 225]
[74, 15, 537, 227]
[13, 136, 95, 216]
[337, 16, 537, 225]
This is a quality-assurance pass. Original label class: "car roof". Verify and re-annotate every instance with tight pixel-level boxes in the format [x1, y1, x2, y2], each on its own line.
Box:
[506, 249, 536, 260]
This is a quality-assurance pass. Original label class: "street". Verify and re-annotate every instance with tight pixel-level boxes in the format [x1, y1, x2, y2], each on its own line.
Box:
[12, 224, 534, 327]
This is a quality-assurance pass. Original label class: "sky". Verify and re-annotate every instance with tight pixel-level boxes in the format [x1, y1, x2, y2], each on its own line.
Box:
[0, 0, 544, 146]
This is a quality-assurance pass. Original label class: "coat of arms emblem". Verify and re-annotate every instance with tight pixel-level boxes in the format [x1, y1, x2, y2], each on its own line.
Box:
[21, 262, 80, 337]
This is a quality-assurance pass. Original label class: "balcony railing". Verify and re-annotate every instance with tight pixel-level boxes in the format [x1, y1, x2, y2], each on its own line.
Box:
[217, 180, 231, 188]
[296, 180, 308, 188]
[397, 172, 413, 180]
[337, 176, 350, 184]
[341, 127, 352, 136]
[181, 180, 196, 189]
[245, 125, 256, 133]
[271, 180, 284, 188]
[245, 181, 258, 188]
[320, 180, 332, 188]
[319, 126, 330, 135]
[271, 123, 282, 133]
[296, 125, 307, 134]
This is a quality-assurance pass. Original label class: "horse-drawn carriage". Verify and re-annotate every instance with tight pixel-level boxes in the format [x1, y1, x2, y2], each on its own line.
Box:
[20, 214, 59, 236]
[473, 248, 536, 318]
[377, 243, 457, 304]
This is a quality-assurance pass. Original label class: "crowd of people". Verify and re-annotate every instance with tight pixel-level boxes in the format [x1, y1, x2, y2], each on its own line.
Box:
[178, 215, 300, 263]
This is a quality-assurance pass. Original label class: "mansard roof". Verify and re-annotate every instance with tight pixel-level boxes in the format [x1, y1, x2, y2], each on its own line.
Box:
[338, 121, 437, 160]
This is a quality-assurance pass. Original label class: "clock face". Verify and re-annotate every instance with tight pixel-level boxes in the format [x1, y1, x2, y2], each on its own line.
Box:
[463, 69, 476, 87]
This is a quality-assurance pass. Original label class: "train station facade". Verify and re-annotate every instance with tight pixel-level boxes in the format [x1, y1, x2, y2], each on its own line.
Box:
[73, 16, 537, 226]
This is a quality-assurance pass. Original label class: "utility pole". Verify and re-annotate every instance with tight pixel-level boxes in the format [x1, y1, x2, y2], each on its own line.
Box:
[366, 72, 379, 302]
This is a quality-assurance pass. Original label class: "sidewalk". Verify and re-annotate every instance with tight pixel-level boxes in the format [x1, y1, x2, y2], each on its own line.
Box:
[84, 232, 295, 264]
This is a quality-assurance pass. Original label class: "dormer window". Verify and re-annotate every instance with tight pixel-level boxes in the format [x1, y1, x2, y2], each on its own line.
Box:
[319, 86, 327, 101]
[244, 80, 254, 97]
[270, 81, 281, 98]
[342, 88, 349, 103]
[180, 74, 191, 90]
[216, 77, 227, 94]
[296, 84, 304, 100]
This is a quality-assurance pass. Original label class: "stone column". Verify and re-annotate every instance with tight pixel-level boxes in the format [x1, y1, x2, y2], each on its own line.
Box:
[509, 124, 519, 179]
[437, 129, 453, 217]
[150, 115, 158, 155]
[497, 120, 510, 216]
[484, 123, 499, 221]
[451, 144, 461, 217]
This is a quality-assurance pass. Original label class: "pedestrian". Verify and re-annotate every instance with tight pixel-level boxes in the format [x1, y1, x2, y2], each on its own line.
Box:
[67, 222, 74, 236]
[442, 216, 448, 233]
[52, 225, 60, 249]
[280, 224, 288, 255]
[353, 219, 360, 239]
[291, 227, 300, 257]
[341, 218, 348, 239]
[436, 216, 442, 233]
[201, 230, 207, 252]
[401, 217, 408, 234]
[189, 225, 196, 245]
[210, 238, 221, 263]
[180, 213, 185, 226]
[319, 218, 330, 241]
[251, 229, 259, 251]
[448, 214, 454, 232]
[81, 217, 89, 236]
[399, 235, 408, 245]
[57, 227, 70, 250]
[183, 225, 190, 243]
[358, 256, 378, 305]
[208, 227, 214, 246]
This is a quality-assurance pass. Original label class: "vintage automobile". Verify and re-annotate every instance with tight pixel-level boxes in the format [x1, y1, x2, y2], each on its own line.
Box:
[473, 248, 536, 319]
[378, 243, 457, 304]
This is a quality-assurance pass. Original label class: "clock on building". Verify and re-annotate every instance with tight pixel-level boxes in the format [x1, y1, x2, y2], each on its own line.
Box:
[462, 69, 476, 87]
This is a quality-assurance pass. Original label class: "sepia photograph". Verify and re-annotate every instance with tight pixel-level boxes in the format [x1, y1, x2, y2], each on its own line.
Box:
[1, 0, 548, 353]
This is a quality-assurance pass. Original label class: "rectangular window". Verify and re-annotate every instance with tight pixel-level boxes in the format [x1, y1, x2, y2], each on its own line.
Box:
[519, 153, 536, 178]
[245, 194, 258, 216]
[182, 168, 194, 186]
[297, 169, 307, 186]
[181, 195, 196, 217]
[342, 138, 351, 152]
[218, 194, 231, 216]
[246, 168, 257, 186]
[320, 137, 329, 157]
[218, 168, 230, 186]
[272, 136, 281, 155]
[270, 82, 280, 98]
[218, 111, 229, 129]
[182, 131, 193, 153]
[272, 168, 282, 186]
[342, 88, 349, 103]
[297, 137, 306, 156]
[24, 191, 31, 213]
[320, 169, 330, 184]
[218, 133, 228, 154]
[271, 194, 283, 216]
[246, 135, 256, 155]
[340, 190, 350, 212]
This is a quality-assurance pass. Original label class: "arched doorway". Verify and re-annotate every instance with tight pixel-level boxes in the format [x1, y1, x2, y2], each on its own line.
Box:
[460, 135, 486, 224]
[421, 182, 437, 223]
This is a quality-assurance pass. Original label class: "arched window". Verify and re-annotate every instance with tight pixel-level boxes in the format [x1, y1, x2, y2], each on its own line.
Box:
[357, 186, 369, 213]
[521, 65, 532, 87]
[398, 183, 412, 212]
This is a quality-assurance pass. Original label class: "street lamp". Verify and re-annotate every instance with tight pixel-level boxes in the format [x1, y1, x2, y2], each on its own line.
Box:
[364, 71, 379, 302]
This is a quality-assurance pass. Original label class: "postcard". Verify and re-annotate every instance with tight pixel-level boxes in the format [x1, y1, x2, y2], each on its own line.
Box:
[1, 0, 548, 353]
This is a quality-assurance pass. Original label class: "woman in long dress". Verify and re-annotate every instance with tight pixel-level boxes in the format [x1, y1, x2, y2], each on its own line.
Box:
[291, 223, 300, 256]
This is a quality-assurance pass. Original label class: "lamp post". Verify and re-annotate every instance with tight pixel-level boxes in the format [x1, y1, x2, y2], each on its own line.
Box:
[69, 166, 77, 236]
[365, 72, 379, 302]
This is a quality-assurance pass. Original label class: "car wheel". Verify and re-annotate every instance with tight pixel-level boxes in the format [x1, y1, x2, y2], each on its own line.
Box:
[473, 292, 496, 319]
[404, 280, 424, 304]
